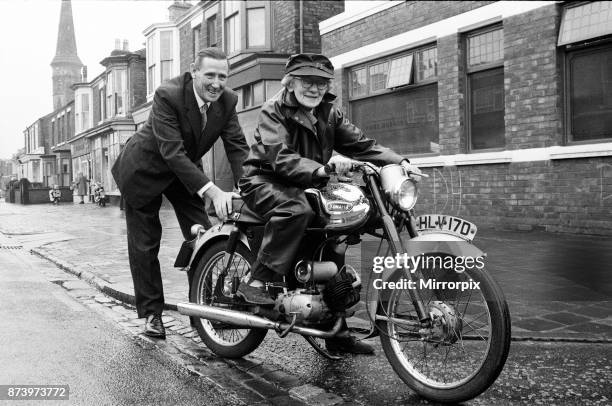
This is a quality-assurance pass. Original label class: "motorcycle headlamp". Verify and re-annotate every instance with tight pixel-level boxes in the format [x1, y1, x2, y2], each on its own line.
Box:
[395, 178, 418, 210]
[380, 164, 419, 211]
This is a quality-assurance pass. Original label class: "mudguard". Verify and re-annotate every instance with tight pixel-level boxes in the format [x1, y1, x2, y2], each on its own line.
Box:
[177, 223, 251, 271]
[363, 232, 486, 336]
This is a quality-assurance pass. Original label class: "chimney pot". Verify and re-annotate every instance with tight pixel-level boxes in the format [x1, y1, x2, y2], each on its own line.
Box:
[114, 38, 121, 50]
[81, 66, 88, 82]
[123, 40, 129, 51]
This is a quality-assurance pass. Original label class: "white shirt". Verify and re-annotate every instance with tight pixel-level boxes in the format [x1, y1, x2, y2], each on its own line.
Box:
[193, 83, 213, 198]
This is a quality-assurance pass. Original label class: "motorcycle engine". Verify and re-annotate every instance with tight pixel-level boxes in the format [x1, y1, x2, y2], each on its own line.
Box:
[276, 290, 330, 324]
[304, 182, 370, 231]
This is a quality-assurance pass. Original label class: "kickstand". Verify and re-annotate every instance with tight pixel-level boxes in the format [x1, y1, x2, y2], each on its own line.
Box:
[276, 313, 298, 338]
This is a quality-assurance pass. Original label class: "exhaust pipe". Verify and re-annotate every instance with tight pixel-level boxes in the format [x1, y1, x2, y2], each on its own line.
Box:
[177, 302, 345, 338]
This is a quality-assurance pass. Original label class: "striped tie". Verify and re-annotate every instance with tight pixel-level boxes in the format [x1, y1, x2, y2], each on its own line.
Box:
[200, 104, 208, 134]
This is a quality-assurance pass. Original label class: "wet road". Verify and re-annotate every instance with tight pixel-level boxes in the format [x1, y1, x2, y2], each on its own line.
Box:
[252, 332, 611, 405]
[0, 247, 239, 406]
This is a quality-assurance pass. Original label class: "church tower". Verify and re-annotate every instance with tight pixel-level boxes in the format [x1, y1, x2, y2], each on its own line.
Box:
[51, 0, 83, 110]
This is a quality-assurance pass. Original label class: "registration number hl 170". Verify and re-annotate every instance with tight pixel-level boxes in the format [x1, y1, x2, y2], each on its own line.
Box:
[415, 214, 478, 241]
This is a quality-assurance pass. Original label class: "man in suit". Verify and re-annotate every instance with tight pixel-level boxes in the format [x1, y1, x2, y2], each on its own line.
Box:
[112, 47, 249, 338]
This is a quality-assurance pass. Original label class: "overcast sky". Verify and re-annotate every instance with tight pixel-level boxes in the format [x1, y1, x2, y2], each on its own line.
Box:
[0, 0, 172, 159]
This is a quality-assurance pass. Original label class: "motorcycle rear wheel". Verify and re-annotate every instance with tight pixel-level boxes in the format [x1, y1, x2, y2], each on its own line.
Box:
[378, 259, 511, 403]
[190, 240, 267, 358]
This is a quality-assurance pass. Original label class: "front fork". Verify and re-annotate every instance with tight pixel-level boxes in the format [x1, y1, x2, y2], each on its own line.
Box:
[366, 175, 430, 324]
[213, 225, 241, 297]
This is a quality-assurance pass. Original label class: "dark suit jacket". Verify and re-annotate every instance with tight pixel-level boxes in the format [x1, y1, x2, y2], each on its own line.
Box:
[112, 72, 248, 208]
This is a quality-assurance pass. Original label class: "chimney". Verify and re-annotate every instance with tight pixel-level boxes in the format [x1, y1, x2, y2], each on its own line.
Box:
[81, 66, 87, 82]
[123, 39, 129, 51]
[168, 1, 192, 22]
[114, 38, 121, 50]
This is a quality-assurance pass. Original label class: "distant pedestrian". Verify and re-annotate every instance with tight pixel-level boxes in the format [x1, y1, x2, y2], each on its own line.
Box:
[49, 185, 61, 205]
[74, 173, 88, 204]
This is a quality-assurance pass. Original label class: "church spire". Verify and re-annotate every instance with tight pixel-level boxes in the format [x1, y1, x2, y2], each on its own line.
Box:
[51, 0, 83, 110]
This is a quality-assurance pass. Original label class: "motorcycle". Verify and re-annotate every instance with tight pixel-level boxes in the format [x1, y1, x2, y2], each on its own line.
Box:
[175, 162, 511, 403]
[93, 183, 107, 207]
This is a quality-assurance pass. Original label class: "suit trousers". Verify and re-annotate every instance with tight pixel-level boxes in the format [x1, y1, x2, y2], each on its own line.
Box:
[125, 180, 211, 318]
[239, 177, 314, 281]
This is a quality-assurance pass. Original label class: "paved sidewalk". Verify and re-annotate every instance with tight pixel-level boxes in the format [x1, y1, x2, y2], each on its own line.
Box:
[1, 200, 610, 342]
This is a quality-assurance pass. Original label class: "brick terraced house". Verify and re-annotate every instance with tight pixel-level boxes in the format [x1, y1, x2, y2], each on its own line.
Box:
[320, 1, 612, 235]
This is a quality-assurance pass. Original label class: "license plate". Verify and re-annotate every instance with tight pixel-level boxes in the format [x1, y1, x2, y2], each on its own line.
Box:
[415, 214, 477, 241]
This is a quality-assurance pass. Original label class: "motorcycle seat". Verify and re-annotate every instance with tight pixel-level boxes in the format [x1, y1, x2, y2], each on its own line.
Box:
[231, 197, 266, 224]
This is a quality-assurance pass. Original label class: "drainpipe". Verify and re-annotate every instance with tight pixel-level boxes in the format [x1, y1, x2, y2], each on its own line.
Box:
[299, 0, 303, 53]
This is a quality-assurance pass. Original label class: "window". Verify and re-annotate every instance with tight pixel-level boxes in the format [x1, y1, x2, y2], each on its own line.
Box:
[224, 1, 240, 54]
[192, 25, 201, 60]
[160, 31, 173, 83]
[387, 55, 413, 88]
[369, 61, 389, 93]
[223, 1, 270, 55]
[98, 86, 105, 122]
[247, 7, 265, 48]
[558, 1, 612, 46]
[147, 36, 157, 94]
[239, 80, 281, 110]
[81, 93, 89, 130]
[349, 68, 367, 98]
[106, 72, 113, 119]
[467, 27, 505, 150]
[559, 2, 612, 142]
[66, 111, 71, 141]
[206, 15, 217, 47]
[114, 69, 127, 115]
[348, 46, 439, 155]
[566, 43, 612, 141]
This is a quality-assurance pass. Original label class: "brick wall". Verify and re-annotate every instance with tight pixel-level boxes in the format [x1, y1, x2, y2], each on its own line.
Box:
[504, 3, 563, 149]
[323, 1, 494, 58]
[437, 34, 466, 155]
[301, 1, 344, 53]
[273, 0, 343, 54]
[416, 157, 612, 235]
[273, 0, 298, 53]
[179, 23, 194, 74]
[129, 54, 146, 112]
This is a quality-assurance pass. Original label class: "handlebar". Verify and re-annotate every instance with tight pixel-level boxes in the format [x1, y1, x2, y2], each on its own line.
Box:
[324, 161, 429, 178]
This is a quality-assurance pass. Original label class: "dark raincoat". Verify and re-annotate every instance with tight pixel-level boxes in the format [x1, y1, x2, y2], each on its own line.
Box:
[238, 89, 407, 279]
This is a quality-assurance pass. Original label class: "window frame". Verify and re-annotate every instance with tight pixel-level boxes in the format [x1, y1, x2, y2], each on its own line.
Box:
[347, 44, 439, 103]
[223, 0, 272, 56]
[192, 24, 201, 61]
[146, 35, 157, 95]
[562, 38, 612, 145]
[465, 24, 506, 152]
[206, 15, 217, 47]
[237, 79, 281, 111]
[159, 30, 174, 84]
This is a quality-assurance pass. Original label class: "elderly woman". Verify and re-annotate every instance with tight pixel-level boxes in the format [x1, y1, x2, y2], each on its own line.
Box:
[237, 53, 421, 353]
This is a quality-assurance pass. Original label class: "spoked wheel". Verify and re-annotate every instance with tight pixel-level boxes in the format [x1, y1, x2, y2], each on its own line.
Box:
[190, 240, 267, 358]
[378, 255, 511, 403]
[303, 336, 342, 360]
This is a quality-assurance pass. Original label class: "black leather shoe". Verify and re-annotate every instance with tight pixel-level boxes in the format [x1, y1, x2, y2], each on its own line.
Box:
[325, 336, 374, 354]
[144, 314, 166, 338]
[236, 283, 275, 305]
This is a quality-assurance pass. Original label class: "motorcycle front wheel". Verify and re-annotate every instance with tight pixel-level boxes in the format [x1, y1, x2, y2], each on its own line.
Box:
[189, 240, 267, 358]
[378, 256, 511, 403]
